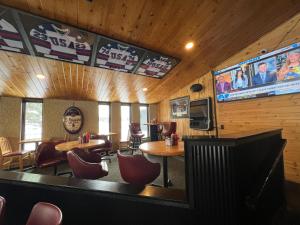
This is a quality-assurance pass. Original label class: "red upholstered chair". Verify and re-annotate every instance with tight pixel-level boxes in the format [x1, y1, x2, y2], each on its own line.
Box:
[117, 151, 160, 186]
[67, 149, 108, 180]
[0, 196, 6, 225]
[26, 202, 62, 225]
[90, 134, 113, 162]
[162, 122, 177, 138]
[129, 123, 145, 152]
[34, 142, 67, 175]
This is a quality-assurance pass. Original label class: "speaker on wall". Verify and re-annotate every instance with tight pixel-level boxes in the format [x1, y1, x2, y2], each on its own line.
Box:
[190, 83, 203, 92]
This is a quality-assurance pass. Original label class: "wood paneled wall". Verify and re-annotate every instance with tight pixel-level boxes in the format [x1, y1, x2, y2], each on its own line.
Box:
[158, 12, 300, 183]
[217, 94, 300, 183]
[158, 72, 216, 137]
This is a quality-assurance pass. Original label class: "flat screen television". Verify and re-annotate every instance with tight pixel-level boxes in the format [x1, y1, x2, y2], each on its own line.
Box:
[214, 42, 300, 102]
[189, 98, 212, 130]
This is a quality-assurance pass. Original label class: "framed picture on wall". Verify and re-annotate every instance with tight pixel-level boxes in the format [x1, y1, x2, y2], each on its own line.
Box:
[170, 96, 190, 119]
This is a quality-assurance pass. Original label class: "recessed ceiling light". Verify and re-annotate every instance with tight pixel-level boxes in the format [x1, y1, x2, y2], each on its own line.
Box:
[36, 74, 45, 79]
[185, 42, 194, 50]
[143, 88, 148, 92]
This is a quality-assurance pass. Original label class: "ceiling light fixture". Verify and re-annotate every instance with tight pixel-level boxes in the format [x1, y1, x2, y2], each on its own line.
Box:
[36, 74, 45, 79]
[143, 88, 148, 92]
[185, 42, 194, 50]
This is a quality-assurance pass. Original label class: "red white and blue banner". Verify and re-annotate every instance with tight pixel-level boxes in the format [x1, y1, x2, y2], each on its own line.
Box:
[0, 4, 180, 79]
[0, 6, 28, 54]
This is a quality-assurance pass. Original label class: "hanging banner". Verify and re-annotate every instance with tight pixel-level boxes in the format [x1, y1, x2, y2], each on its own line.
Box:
[95, 37, 145, 73]
[19, 13, 95, 65]
[0, 6, 29, 54]
[0, 4, 180, 79]
[136, 52, 179, 78]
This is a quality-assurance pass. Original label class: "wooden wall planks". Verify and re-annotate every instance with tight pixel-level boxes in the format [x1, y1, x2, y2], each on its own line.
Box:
[158, 72, 216, 137]
[158, 12, 300, 183]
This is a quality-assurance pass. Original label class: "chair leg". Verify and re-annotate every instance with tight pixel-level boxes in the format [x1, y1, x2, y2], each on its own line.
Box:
[54, 165, 57, 175]
[57, 171, 73, 177]
[55, 164, 73, 177]
[18, 155, 23, 171]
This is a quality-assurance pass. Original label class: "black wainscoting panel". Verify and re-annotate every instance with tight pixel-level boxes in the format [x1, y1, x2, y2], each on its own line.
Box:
[0, 171, 196, 225]
[184, 129, 286, 225]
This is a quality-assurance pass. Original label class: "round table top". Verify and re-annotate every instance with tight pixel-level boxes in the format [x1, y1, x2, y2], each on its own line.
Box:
[55, 139, 105, 152]
[139, 141, 184, 157]
[97, 132, 117, 136]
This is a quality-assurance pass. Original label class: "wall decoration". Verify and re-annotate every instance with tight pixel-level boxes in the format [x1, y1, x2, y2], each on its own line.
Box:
[170, 96, 190, 119]
[136, 52, 179, 78]
[19, 13, 95, 65]
[63, 106, 84, 134]
[0, 6, 29, 54]
[0, 4, 180, 79]
[95, 37, 145, 73]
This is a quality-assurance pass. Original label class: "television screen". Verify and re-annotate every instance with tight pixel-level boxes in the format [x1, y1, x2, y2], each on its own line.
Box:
[214, 42, 300, 102]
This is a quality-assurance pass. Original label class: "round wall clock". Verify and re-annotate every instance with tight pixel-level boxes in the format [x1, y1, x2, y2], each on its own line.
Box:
[62, 106, 84, 134]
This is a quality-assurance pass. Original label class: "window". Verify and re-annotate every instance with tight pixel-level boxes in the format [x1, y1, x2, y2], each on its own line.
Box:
[98, 103, 110, 134]
[121, 104, 131, 141]
[140, 105, 149, 137]
[21, 100, 43, 150]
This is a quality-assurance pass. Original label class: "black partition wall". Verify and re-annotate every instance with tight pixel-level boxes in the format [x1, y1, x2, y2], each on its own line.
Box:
[0, 129, 286, 225]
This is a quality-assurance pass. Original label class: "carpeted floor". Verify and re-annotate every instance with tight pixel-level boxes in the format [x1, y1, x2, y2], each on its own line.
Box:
[29, 150, 186, 190]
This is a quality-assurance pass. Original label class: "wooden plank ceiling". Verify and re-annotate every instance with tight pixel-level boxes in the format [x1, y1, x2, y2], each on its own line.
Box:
[0, 0, 300, 103]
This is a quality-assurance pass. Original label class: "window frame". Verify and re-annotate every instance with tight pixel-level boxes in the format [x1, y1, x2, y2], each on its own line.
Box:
[21, 98, 43, 150]
[139, 104, 149, 138]
[98, 102, 111, 134]
[120, 103, 131, 141]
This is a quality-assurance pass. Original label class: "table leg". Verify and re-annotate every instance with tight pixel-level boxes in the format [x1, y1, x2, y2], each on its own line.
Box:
[163, 156, 172, 188]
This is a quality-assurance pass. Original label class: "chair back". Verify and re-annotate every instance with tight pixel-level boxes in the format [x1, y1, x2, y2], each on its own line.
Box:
[0, 137, 13, 166]
[35, 142, 66, 167]
[162, 122, 177, 137]
[26, 202, 62, 225]
[67, 150, 108, 179]
[117, 151, 160, 185]
[0, 137, 12, 155]
[35, 142, 56, 167]
[0, 196, 6, 225]
[91, 134, 108, 141]
[130, 123, 142, 134]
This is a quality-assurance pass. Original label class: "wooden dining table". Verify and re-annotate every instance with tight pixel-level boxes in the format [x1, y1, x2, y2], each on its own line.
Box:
[55, 139, 105, 152]
[139, 141, 184, 187]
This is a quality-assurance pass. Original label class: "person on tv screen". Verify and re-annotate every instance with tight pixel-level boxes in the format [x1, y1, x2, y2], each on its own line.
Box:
[216, 75, 231, 94]
[278, 49, 300, 80]
[252, 62, 277, 86]
[232, 69, 248, 89]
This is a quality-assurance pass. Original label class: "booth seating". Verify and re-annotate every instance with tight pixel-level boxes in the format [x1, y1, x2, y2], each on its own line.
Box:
[26, 202, 62, 225]
[117, 151, 160, 186]
[90, 134, 113, 162]
[0, 137, 34, 171]
[34, 141, 67, 175]
[67, 149, 108, 180]
[0, 196, 5, 225]
[129, 123, 144, 152]
[162, 122, 176, 138]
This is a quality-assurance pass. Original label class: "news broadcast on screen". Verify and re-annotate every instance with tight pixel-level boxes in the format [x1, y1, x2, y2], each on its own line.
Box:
[214, 42, 300, 102]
